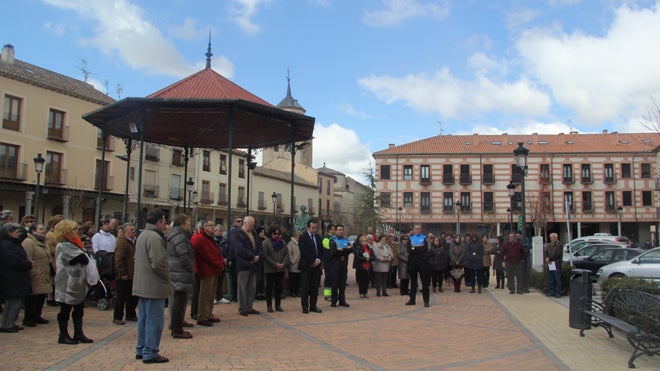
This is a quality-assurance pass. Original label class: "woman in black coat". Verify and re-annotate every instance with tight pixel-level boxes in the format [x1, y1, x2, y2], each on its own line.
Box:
[0, 223, 33, 333]
[352, 235, 375, 298]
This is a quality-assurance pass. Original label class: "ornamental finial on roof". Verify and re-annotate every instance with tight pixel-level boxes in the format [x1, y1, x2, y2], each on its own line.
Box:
[205, 28, 213, 69]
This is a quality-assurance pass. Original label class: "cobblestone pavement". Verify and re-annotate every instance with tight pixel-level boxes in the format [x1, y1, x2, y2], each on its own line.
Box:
[0, 280, 656, 370]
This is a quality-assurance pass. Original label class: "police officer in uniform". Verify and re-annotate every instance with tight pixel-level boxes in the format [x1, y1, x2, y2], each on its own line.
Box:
[330, 225, 351, 307]
[406, 224, 431, 307]
[321, 225, 336, 301]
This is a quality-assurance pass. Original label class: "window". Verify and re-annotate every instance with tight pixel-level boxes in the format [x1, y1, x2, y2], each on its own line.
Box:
[605, 191, 615, 211]
[201, 180, 212, 204]
[621, 163, 631, 179]
[326, 180, 331, 195]
[641, 163, 651, 179]
[642, 191, 652, 206]
[459, 164, 471, 184]
[203, 150, 211, 172]
[403, 165, 413, 180]
[0, 143, 21, 179]
[258, 191, 266, 210]
[622, 191, 632, 207]
[562, 164, 573, 184]
[326, 199, 331, 216]
[483, 164, 494, 184]
[511, 164, 523, 184]
[380, 192, 390, 208]
[581, 164, 591, 184]
[442, 164, 454, 184]
[218, 183, 227, 205]
[129, 166, 135, 181]
[420, 192, 430, 212]
[539, 164, 550, 183]
[94, 158, 110, 190]
[318, 178, 322, 194]
[403, 192, 413, 208]
[238, 159, 245, 178]
[420, 165, 430, 183]
[564, 192, 574, 212]
[143, 170, 158, 198]
[169, 174, 181, 200]
[46, 152, 65, 185]
[171, 149, 184, 167]
[145, 144, 159, 161]
[219, 154, 227, 174]
[443, 192, 454, 212]
[483, 192, 494, 212]
[582, 191, 593, 212]
[47, 109, 67, 141]
[512, 192, 522, 212]
[3, 95, 21, 131]
[604, 163, 615, 183]
[237, 186, 246, 207]
[97, 130, 114, 151]
[460, 192, 471, 212]
[541, 192, 551, 209]
[380, 165, 390, 180]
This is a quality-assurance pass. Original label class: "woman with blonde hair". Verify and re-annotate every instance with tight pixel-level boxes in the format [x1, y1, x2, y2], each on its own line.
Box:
[53, 219, 93, 345]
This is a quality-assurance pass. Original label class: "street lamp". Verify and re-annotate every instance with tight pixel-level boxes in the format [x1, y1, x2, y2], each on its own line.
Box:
[513, 141, 530, 293]
[186, 177, 195, 213]
[617, 205, 623, 236]
[455, 200, 462, 234]
[506, 207, 513, 234]
[271, 191, 278, 223]
[507, 181, 516, 233]
[33, 153, 45, 223]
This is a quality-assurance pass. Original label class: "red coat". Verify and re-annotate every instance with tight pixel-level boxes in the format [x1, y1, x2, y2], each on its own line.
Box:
[191, 230, 225, 278]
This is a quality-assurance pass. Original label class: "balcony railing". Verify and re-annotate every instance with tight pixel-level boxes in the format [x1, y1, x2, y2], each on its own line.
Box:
[96, 136, 115, 151]
[459, 204, 471, 213]
[605, 204, 616, 212]
[169, 188, 183, 200]
[276, 202, 284, 213]
[0, 163, 27, 180]
[581, 176, 592, 184]
[482, 174, 495, 184]
[562, 176, 574, 185]
[94, 175, 114, 191]
[443, 205, 454, 213]
[420, 205, 431, 213]
[483, 201, 495, 212]
[582, 203, 593, 212]
[200, 192, 214, 205]
[171, 152, 184, 167]
[45, 168, 67, 185]
[308, 206, 316, 216]
[143, 185, 159, 198]
[442, 174, 454, 184]
[258, 199, 267, 210]
[217, 195, 228, 205]
[540, 175, 551, 184]
[47, 126, 69, 142]
[145, 146, 160, 161]
[459, 173, 472, 184]
[237, 198, 246, 208]
[419, 177, 431, 185]
[604, 176, 616, 184]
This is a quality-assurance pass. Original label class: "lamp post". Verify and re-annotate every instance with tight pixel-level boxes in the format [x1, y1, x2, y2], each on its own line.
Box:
[33, 153, 45, 222]
[513, 141, 530, 293]
[41, 185, 48, 222]
[192, 190, 198, 223]
[397, 206, 402, 233]
[507, 181, 516, 233]
[455, 200, 462, 234]
[186, 177, 195, 213]
[617, 205, 623, 236]
[271, 191, 278, 224]
[506, 207, 513, 234]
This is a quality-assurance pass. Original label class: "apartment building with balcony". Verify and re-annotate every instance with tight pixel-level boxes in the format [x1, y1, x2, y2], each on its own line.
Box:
[374, 131, 660, 243]
[0, 44, 120, 222]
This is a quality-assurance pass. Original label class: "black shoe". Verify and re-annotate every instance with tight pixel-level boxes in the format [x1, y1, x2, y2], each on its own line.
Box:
[22, 321, 36, 327]
[267, 306, 274, 313]
[196, 320, 213, 326]
[331, 303, 337, 307]
[58, 335, 79, 344]
[135, 355, 143, 360]
[239, 311, 249, 317]
[383, 293, 390, 297]
[339, 302, 350, 308]
[125, 317, 138, 322]
[424, 303, 430, 308]
[143, 355, 169, 364]
[302, 308, 309, 314]
[36, 317, 50, 324]
[275, 306, 283, 312]
[509, 291, 515, 294]
[248, 309, 260, 315]
[74, 334, 94, 343]
[309, 307, 322, 313]
[405, 300, 416, 306]
[0, 328, 18, 333]
[209, 317, 221, 323]
[13, 325, 24, 331]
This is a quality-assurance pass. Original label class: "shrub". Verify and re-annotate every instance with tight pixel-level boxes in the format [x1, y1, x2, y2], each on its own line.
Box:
[530, 264, 574, 295]
[600, 276, 660, 297]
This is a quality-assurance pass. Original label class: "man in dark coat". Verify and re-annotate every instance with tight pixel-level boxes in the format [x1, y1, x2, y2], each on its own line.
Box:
[297, 219, 324, 314]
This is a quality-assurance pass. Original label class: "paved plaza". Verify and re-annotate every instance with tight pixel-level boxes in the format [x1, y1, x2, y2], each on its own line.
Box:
[1, 281, 656, 370]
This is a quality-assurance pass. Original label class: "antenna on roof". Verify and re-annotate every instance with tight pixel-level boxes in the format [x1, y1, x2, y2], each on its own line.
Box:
[438, 120, 444, 135]
[205, 28, 213, 69]
[568, 118, 573, 132]
[116, 83, 123, 99]
[76, 57, 94, 83]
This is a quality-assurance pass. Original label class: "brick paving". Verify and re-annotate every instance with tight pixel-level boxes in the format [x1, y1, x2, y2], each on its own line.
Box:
[1, 280, 657, 370]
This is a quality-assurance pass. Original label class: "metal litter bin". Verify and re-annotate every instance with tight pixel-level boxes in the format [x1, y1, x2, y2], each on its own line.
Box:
[569, 269, 592, 329]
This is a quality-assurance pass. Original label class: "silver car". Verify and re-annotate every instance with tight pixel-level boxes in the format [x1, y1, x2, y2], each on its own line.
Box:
[596, 247, 660, 285]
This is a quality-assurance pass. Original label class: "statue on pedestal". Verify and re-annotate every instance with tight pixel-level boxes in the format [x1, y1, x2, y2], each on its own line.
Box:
[294, 205, 311, 232]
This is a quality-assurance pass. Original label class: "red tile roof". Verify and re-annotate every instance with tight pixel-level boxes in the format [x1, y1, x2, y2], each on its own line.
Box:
[147, 67, 273, 106]
[373, 132, 660, 156]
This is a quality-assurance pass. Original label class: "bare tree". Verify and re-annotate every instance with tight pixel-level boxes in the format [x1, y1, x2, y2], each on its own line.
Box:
[640, 97, 660, 132]
[527, 184, 553, 241]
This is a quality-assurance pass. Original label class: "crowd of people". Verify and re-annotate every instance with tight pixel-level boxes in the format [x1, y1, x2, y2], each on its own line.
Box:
[1, 207, 547, 364]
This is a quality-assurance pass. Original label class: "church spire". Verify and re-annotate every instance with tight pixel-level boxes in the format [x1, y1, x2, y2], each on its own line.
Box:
[276, 69, 305, 113]
[205, 29, 213, 69]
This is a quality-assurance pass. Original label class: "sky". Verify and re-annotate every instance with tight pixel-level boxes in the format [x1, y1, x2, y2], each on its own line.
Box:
[2, 0, 660, 182]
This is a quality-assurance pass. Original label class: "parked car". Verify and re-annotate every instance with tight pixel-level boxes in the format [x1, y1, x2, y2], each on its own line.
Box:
[596, 247, 660, 285]
[563, 241, 629, 263]
[573, 248, 644, 277]
[564, 235, 629, 254]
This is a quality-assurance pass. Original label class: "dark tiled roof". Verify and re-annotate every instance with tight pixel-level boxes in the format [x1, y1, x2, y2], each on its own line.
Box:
[373, 132, 660, 156]
[0, 58, 114, 105]
[147, 67, 273, 106]
[253, 167, 316, 188]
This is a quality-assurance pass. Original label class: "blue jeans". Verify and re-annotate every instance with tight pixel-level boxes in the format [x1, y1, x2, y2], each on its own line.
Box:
[136, 298, 165, 360]
[547, 267, 562, 296]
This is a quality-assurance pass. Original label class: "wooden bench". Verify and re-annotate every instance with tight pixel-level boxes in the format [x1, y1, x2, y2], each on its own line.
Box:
[579, 288, 659, 368]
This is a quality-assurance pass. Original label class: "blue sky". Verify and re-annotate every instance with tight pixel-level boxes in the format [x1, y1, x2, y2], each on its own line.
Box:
[2, 0, 660, 181]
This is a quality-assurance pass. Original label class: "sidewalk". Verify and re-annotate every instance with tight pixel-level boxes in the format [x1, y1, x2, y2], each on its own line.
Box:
[0, 284, 655, 370]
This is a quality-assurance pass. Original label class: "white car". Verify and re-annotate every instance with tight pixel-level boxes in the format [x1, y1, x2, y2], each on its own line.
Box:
[596, 247, 660, 285]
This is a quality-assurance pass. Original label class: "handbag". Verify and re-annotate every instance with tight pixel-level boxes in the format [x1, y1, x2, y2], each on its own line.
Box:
[86, 254, 100, 286]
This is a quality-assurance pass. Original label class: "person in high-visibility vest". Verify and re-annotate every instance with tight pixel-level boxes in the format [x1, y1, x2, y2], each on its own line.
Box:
[321, 225, 336, 301]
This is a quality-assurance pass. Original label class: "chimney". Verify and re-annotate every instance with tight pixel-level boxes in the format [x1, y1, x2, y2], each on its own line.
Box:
[388, 144, 395, 148]
[1, 44, 15, 64]
[602, 129, 608, 134]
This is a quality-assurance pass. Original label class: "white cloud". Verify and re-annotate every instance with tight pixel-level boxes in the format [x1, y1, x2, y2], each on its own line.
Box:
[43, 21, 66, 36]
[358, 68, 551, 118]
[505, 8, 541, 29]
[169, 17, 206, 41]
[516, 2, 660, 124]
[456, 120, 575, 136]
[338, 103, 372, 119]
[363, 0, 449, 27]
[230, 0, 270, 35]
[312, 123, 373, 182]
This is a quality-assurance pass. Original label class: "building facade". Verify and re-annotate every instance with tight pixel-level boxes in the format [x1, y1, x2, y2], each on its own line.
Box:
[374, 132, 660, 244]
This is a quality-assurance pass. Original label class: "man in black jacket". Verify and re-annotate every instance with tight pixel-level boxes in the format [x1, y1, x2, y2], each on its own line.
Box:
[298, 219, 323, 314]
